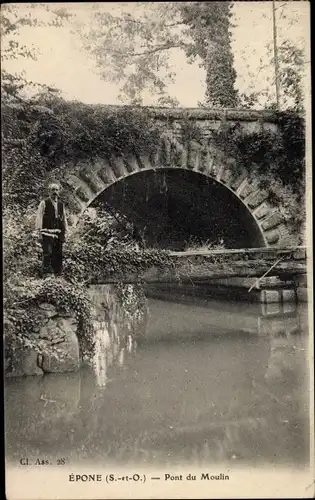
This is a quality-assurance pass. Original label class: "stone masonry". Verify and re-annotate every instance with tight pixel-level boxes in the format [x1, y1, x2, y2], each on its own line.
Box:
[6, 303, 80, 377]
[61, 107, 296, 248]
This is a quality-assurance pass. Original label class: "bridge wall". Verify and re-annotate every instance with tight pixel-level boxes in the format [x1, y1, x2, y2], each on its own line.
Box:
[63, 108, 296, 247]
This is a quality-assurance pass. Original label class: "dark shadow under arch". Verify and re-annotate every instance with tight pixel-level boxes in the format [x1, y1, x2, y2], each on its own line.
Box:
[91, 169, 266, 250]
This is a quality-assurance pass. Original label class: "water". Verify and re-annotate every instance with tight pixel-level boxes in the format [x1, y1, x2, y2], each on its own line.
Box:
[5, 296, 310, 468]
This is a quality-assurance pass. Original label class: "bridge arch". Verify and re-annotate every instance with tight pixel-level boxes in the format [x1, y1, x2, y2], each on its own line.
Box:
[65, 137, 294, 248]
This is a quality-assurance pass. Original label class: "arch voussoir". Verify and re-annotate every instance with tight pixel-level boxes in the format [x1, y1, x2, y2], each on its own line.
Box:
[124, 155, 141, 173]
[96, 158, 118, 185]
[246, 189, 269, 210]
[65, 135, 294, 247]
[109, 155, 129, 178]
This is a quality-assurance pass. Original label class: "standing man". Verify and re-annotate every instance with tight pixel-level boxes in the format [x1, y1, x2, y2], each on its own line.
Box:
[35, 182, 68, 276]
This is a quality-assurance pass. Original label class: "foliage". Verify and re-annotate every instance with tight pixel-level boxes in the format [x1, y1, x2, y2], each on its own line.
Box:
[179, 117, 204, 145]
[3, 91, 305, 222]
[275, 109, 305, 185]
[75, 2, 238, 107]
[75, 2, 307, 111]
[209, 111, 305, 188]
[2, 204, 163, 363]
[3, 195, 170, 362]
[3, 92, 305, 236]
[178, 1, 238, 107]
[1, 3, 308, 112]
[1, 4, 70, 102]
[174, 109, 305, 224]
[3, 3, 307, 373]
[4, 277, 94, 358]
[3, 207, 40, 284]
[233, 2, 308, 114]
[185, 237, 225, 252]
[237, 39, 307, 113]
[74, 2, 184, 106]
[276, 40, 306, 113]
[63, 208, 172, 285]
[2, 95, 162, 209]
[208, 110, 305, 234]
[2, 93, 166, 366]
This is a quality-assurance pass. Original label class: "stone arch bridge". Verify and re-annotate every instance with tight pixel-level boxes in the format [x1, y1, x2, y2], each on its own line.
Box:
[62, 107, 297, 249]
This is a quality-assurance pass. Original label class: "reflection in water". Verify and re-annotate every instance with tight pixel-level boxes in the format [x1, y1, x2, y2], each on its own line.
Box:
[5, 297, 310, 468]
[93, 320, 137, 387]
[89, 284, 140, 387]
[93, 325, 111, 386]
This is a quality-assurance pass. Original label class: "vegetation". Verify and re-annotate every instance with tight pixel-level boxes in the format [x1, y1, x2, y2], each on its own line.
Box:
[2, 3, 308, 111]
[63, 208, 172, 285]
[75, 2, 238, 107]
[209, 111, 305, 235]
[3, 202, 170, 361]
[3, 205, 94, 358]
[75, 2, 308, 111]
[185, 237, 225, 253]
[179, 2, 238, 107]
[2, 96, 162, 209]
[1, 4, 71, 102]
[234, 3, 309, 113]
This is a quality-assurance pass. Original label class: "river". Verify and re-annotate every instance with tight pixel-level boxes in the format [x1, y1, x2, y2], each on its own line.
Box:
[5, 294, 310, 469]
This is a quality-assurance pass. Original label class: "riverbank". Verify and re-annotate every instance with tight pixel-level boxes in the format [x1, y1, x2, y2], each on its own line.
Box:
[4, 283, 148, 379]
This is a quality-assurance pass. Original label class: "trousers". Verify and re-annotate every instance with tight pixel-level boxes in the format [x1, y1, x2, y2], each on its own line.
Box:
[41, 236, 63, 275]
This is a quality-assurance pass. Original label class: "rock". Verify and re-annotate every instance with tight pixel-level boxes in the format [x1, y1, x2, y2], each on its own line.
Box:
[41, 317, 80, 373]
[38, 303, 58, 318]
[5, 301, 81, 377]
[39, 333, 50, 340]
[51, 336, 65, 345]
[39, 303, 56, 312]
[260, 289, 282, 304]
[282, 289, 297, 303]
[6, 338, 43, 377]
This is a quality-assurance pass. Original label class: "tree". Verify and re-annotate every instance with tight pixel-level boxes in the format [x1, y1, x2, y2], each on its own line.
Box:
[276, 39, 306, 112]
[75, 2, 238, 107]
[178, 2, 238, 107]
[1, 3, 71, 102]
[236, 39, 306, 113]
[1, 4, 74, 209]
[234, 2, 308, 112]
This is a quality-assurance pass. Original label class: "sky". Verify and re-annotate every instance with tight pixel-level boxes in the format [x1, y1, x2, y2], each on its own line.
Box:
[2, 1, 311, 108]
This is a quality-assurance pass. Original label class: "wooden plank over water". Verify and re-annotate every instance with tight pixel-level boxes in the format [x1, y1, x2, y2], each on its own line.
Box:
[169, 246, 307, 260]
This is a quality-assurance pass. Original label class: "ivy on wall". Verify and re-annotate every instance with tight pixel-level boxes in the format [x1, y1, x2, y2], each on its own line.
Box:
[2, 95, 162, 209]
[177, 110, 305, 236]
[4, 277, 94, 359]
[209, 111, 305, 190]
